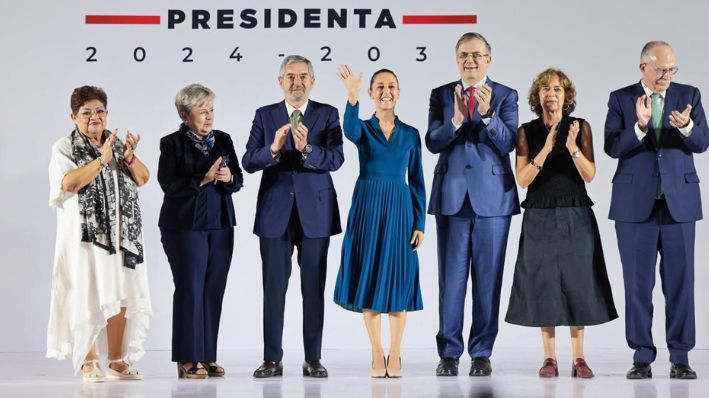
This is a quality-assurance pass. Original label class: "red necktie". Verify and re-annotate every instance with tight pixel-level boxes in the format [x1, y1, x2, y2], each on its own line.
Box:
[467, 86, 476, 118]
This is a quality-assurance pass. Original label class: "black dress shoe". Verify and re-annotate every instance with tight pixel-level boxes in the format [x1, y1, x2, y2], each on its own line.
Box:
[626, 362, 652, 379]
[303, 360, 328, 378]
[470, 357, 492, 376]
[436, 357, 459, 376]
[670, 363, 697, 379]
[253, 361, 283, 378]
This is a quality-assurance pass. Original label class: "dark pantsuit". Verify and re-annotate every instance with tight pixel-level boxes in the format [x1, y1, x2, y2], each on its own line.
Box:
[615, 199, 695, 365]
[161, 227, 234, 363]
[260, 207, 329, 363]
[435, 199, 511, 359]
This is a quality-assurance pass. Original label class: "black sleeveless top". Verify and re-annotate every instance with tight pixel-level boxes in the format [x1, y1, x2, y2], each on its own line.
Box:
[521, 116, 593, 209]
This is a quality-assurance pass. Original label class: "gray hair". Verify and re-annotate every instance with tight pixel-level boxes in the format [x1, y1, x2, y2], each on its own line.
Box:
[640, 40, 672, 63]
[279, 55, 315, 78]
[175, 83, 216, 116]
[455, 32, 492, 55]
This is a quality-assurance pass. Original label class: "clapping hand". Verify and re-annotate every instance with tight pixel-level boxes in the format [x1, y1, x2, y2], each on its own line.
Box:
[270, 124, 291, 154]
[474, 84, 493, 117]
[565, 120, 580, 153]
[123, 130, 141, 162]
[542, 122, 559, 155]
[100, 130, 118, 164]
[635, 95, 652, 131]
[453, 84, 468, 125]
[670, 104, 692, 128]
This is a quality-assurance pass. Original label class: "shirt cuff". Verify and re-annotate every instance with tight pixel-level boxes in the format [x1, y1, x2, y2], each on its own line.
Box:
[451, 117, 462, 130]
[481, 111, 492, 126]
[679, 120, 694, 138]
[634, 122, 647, 141]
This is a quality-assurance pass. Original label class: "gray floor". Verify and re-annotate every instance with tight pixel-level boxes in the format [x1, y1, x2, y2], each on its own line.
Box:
[1, 348, 706, 397]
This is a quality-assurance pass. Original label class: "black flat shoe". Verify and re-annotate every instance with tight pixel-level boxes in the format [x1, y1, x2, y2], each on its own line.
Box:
[626, 362, 652, 379]
[302, 360, 328, 378]
[253, 361, 283, 378]
[670, 363, 697, 380]
[470, 357, 492, 376]
[436, 357, 459, 376]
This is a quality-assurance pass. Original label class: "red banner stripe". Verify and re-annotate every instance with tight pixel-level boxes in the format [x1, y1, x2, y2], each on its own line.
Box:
[402, 15, 477, 24]
[85, 15, 161, 25]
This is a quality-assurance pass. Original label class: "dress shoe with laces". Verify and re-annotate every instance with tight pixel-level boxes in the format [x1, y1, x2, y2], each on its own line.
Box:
[571, 358, 594, 378]
[538, 358, 558, 378]
[626, 362, 652, 379]
[302, 360, 328, 378]
[436, 357, 459, 376]
[670, 363, 697, 380]
[470, 357, 492, 376]
[253, 361, 283, 378]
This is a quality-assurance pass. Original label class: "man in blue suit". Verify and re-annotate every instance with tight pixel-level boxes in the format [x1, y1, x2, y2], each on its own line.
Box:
[604, 41, 708, 380]
[427, 32, 520, 377]
[243, 55, 344, 378]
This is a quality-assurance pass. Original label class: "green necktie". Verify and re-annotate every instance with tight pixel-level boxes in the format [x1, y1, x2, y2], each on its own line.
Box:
[651, 93, 662, 137]
[651, 92, 663, 197]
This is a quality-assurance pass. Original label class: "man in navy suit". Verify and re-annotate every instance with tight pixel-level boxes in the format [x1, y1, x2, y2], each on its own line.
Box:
[243, 55, 344, 378]
[427, 32, 520, 377]
[604, 41, 708, 380]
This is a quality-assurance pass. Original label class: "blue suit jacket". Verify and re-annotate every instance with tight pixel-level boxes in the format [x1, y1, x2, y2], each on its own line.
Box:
[604, 81, 709, 223]
[426, 79, 520, 217]
[242, 100, 344, 238]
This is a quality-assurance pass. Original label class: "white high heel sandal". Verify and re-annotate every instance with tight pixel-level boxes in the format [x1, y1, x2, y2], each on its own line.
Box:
[105, 358, 143, 380]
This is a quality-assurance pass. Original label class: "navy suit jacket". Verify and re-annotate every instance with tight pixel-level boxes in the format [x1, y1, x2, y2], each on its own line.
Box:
[242, 100, 344, 238]
[158, 126, 244, 230]
[604, 81, 709, 223]
[426, 79, 520, 217]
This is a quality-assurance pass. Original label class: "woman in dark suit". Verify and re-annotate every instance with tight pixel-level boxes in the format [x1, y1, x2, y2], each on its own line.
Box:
[158, 83, 243, 378]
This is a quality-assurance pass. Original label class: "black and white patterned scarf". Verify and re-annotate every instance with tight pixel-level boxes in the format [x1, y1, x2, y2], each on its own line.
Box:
[70, 129, 144, 269]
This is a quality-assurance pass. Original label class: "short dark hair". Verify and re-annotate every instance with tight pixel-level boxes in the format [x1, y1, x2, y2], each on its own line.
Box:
[528, 68, 577, 116]
[70, 85, 107, 114]
[455, 32, 492, 55]
[369, 69, 399, 88]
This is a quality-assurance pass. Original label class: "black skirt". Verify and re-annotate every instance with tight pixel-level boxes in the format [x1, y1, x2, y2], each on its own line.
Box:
[505, 206, 618, 327]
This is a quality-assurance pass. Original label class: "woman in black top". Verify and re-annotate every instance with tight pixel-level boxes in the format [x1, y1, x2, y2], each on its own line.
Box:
[505, 69, 617, 378]
[158, 84, 243, 378]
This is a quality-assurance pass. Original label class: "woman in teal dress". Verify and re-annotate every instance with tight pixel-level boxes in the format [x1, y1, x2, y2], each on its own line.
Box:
[333, 65, 426, 378]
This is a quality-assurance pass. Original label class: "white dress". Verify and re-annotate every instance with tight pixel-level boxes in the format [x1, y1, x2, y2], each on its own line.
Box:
[46, 137, 152, 374]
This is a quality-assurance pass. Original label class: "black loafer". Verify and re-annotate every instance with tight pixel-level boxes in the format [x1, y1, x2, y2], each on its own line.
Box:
[436, 357, 459, 376]
[670, 363, 697, 380]
[470, 357, 492, 376]
[626, 362, 652, 379]
[253, 361, 283, 378]
[303, 360, 328, 378]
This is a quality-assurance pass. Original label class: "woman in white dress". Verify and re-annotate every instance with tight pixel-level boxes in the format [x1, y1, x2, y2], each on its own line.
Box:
[46, 86, 152, 382]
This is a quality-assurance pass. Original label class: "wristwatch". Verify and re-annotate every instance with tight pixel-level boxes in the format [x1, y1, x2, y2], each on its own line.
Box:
[571, 150, 582, 159]
[301, 144, 312, 160]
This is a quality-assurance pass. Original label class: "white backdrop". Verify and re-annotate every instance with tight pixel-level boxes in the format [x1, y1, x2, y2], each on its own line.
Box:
[1, 1, 707, 357]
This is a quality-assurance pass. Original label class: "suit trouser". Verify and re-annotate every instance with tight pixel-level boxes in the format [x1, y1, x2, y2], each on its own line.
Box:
[435, 199, 511, 359]
[161, 227, 234, 362]
[260, 207, 329, 363]
[615, 199, 696, 365]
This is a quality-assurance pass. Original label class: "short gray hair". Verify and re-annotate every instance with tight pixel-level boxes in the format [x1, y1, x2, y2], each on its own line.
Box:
[175, 83, 215, 116]
[640, 40, 672, 63]
[279, 55, 314, 78]
[455, 32, 492, 55]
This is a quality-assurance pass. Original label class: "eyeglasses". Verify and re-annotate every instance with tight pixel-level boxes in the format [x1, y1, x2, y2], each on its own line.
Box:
[283, 73, 311, 83]
[457, 52, 489, 61]
[645, 65, 679, 77]
[77, 108, 107, 119]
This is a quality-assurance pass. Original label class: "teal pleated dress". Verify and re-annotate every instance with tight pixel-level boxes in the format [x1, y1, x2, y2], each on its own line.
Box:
[333, 102, 426, 313]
